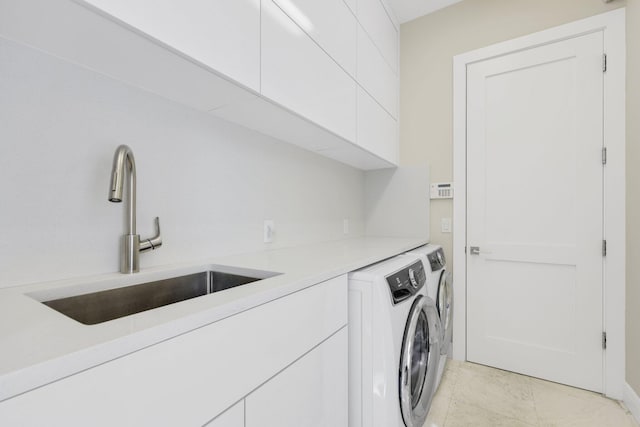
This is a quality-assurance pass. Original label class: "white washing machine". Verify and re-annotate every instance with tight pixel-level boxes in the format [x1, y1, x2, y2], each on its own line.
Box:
[404, 244, 453, 390]
[349, 255, 442, 427]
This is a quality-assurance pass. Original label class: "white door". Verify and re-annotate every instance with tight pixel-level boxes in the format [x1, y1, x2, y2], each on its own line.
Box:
[466, 31, 604, 392]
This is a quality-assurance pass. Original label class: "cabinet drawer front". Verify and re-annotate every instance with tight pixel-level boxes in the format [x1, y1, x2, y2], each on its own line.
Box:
[357, 26, 397, 119]
[357, 0, 398, 72]
[357, 87, 398, 164]
[246, 327, 348, 427]
[262, 0, 357, 142]
[273, 0, 356, 77]
[0, 276, 348, 426]
[80, 0, 261, 91]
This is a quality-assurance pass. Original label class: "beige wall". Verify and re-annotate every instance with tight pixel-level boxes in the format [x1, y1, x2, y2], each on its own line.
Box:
[626, 0, 640, 396]
[399, 0, 640, 395]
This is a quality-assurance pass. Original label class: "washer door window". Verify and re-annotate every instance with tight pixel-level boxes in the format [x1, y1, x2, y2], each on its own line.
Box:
[399, 296, 441, 427]
[436, 270, 454, 355]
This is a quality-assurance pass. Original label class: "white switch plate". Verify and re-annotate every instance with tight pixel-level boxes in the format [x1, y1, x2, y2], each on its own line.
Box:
[264, 220, 274, 243]
[441, 218, 452, 233]
[343, 219, 349, 235]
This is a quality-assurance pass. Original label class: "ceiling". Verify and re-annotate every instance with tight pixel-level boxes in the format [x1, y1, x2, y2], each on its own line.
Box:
[387, 0, 463, 24]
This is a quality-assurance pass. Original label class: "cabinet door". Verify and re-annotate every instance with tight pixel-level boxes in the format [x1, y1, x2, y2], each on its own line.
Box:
[205, 401, 244, 427]
[246, 327, 348, 427]
[357, 87, 398, 164]
[357, 0, 398, 73]
[272, 0, 356, 77]
[80, 0, 261, 91]
[261, 0, 357, 142]
[344, 0, 357, 15]
[357, 26, 397, 119]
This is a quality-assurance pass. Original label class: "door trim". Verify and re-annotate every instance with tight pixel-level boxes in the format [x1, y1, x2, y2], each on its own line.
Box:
[452, 8, 626, 399]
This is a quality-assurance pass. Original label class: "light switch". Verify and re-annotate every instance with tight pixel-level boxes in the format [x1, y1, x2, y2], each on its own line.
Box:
[441, 218, 452, 233]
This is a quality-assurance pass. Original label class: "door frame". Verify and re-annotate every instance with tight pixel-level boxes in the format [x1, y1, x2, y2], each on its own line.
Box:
[452, 8, 626, 399]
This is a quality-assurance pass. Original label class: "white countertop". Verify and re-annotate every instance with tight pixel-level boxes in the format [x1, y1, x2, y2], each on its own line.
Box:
[0, 236, 427, 402]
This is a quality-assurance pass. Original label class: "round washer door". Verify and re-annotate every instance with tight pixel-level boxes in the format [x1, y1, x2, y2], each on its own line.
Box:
[436, 270, 453, 355]
[399, 295, 441, 427]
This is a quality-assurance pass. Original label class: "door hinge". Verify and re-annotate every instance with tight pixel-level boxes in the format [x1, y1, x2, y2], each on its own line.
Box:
[602, 331, 607, 350]
[602, 147, 607, 165]
[464, 246, 467, 254]
[603, 54, 607, 72]
[602, 240, 607, 257]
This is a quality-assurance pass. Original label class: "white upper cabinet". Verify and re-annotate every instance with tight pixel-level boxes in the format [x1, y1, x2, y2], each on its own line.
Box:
[357, 0, 398, 73]
[80, 0, 261, 91]
[4, 0, 397, 169]
[344, 0, 357, 15]
[357, 87, 398, 164]
[357, 26, 398, 119]
[261, 0, 357, 142]
[204, 401, 244, 427]
[272, 0, 357, 77]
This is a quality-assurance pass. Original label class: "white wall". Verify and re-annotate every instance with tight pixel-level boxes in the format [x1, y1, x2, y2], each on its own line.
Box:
[0, 37, 365, 288]
[364, 166, 430, 238]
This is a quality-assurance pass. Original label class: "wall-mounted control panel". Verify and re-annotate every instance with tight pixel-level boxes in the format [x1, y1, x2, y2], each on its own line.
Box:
[430, 182, 453, 199]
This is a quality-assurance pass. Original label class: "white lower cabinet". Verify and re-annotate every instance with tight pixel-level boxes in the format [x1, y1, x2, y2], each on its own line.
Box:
[246, 327, 348, 427]
[0, 276, 347, 426]
[205, 401, 245, 427]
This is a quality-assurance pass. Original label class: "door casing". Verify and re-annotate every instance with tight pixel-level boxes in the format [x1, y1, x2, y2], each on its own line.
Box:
[452, 8, 626, 399]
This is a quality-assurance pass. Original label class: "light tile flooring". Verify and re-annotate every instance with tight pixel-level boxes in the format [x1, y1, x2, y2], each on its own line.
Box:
[424, 360, 639, 427]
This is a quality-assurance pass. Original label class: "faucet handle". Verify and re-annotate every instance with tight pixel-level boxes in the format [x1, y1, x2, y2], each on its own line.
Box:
[140, 217, 162, 252]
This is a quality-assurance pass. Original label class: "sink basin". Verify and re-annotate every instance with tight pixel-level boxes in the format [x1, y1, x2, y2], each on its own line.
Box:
[41, 269, 280, 325]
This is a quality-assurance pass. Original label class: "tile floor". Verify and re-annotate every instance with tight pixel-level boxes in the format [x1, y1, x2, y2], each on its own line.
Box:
[424, 360, 639, 427]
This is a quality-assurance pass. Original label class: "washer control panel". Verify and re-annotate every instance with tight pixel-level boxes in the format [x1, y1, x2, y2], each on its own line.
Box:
[386, 260, 426, 304]
[427, 248, 446, 272]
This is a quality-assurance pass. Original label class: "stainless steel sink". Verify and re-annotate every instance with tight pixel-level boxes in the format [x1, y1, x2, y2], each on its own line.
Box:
[41, 269, 279, 325]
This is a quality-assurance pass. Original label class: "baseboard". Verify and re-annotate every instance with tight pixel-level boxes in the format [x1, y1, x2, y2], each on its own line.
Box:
[624, 382, 640, 424]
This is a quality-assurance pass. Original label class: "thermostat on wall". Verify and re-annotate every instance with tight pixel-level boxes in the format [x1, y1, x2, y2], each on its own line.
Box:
[430, 182, 453, 199]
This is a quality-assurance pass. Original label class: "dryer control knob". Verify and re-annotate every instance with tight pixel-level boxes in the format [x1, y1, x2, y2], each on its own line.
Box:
[409, 268, 419, 288]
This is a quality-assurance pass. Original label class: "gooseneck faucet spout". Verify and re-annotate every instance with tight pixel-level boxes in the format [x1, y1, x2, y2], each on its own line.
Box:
[109, 145, 137, 234]
[109, 145, 162, 274]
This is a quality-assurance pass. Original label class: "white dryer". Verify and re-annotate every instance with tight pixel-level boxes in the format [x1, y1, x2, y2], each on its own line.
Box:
[349, 255, 442, 427]
[404, 244, 453, 390]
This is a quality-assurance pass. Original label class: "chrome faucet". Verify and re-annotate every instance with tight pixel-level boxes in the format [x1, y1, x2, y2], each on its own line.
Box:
[108, 145, 162, 273]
